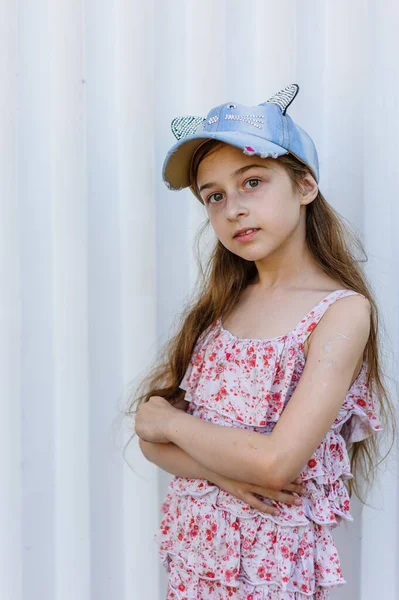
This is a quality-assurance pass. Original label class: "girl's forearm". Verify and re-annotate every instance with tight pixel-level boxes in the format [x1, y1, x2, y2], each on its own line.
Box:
[139, 438, 222, 484]
[166, 410, 281, 489]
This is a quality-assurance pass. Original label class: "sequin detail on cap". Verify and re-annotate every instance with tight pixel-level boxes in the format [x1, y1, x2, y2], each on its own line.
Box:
[207, 116, 218, 125]
[265, 83, 299, 115]
[224, 114, 264, 130]
[171, 116, 206, 141]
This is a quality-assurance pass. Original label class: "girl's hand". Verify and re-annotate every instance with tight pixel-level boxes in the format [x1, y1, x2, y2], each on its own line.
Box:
[135, 396, 178, 443]
[211, 473, 306, 516]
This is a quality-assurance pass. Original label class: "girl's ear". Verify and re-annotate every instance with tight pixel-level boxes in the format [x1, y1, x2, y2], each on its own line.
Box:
[299, 173, 318, 205]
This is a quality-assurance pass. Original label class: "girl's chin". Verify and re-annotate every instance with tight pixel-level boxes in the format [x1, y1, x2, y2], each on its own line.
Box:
[229, 246, 269, 260]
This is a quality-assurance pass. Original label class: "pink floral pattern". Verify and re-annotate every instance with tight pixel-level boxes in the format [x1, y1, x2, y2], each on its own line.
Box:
[154, 290, 383, 599]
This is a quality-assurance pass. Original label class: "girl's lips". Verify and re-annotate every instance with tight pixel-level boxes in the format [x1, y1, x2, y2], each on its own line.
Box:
[234, 229, 259, 242]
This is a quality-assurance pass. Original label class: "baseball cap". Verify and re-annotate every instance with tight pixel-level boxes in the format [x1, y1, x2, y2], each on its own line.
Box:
[162, 84, 319, 194]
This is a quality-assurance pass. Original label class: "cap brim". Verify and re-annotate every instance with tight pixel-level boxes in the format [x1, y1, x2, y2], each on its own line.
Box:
[162, 131, 288, 190]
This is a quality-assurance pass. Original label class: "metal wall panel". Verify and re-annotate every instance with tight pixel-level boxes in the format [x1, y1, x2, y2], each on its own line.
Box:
[0, 1, 397, 599]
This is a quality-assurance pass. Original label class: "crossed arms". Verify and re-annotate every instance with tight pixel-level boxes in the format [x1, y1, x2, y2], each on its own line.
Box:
[139, 295, 370, 490]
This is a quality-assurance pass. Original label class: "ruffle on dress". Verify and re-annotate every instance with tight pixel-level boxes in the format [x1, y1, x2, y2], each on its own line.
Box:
[155, 486, 346, 599]
[330, 363, 383, 443]
[181, 332, 302, 428]
[164, 559, 332, 600]
[179, 317, 383, 443]
[155, 290, 384, 598]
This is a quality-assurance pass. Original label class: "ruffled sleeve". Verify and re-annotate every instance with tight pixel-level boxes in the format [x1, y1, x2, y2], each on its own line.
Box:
[330, 363, 384, 443]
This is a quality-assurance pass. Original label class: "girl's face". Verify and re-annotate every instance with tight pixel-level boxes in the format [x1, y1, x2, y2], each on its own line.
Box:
[196, 144, 316, 265]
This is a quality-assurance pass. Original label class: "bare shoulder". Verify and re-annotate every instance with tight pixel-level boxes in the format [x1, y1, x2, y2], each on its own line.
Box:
[326, 292, 371, 322]
[309, 292, 371, 351]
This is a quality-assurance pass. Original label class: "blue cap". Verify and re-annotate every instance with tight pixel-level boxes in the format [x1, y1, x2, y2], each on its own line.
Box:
[162, 84, 319, 192]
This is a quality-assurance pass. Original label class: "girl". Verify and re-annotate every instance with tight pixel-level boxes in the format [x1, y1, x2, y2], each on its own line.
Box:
[130, 84, 396, 599]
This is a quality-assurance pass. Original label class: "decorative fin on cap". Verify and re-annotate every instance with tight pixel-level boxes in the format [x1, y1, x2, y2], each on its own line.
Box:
[171, 116, 206, 140]
[263, 83, 299, 115]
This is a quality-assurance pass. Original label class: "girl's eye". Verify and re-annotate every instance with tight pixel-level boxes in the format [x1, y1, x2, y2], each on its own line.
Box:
[206, 192, 224, 205]
[205, 178, 261, 205]
[244, 178, 261, 189]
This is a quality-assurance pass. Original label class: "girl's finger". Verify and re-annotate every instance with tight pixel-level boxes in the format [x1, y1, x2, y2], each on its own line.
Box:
[245, 494, 280, 516]
[283, 482, 306, 494]
[253, 488, 302, 508]
[251, 483, 304, 498]
[275, 491, 303, 506]
[250, 486, 277, 500]
[250, 486, 305, 508]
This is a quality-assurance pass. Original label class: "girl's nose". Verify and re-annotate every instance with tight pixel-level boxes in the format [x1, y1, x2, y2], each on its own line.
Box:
[224, 193, 249, 220]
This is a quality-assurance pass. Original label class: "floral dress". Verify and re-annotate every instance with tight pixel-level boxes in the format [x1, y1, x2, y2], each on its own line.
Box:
[154, 289, 383, 600]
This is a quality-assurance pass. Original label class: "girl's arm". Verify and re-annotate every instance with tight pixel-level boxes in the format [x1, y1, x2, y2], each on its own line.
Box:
[139, 396, 284, 485]
[139, 437, 222, 482]
[139, 397, 288, 491]
[139, 437, 307, 516]
[163, 296, 371, 490]
[139, 395, 222, 481]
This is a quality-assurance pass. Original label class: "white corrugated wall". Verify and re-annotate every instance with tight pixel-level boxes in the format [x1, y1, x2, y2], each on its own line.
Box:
[0, 1, 398, 599]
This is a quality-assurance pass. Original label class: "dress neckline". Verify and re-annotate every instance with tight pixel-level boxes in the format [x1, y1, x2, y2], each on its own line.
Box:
[218, 289, 353, 343]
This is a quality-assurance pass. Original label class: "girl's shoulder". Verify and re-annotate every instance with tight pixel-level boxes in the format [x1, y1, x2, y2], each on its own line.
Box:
[295, 287, 369, 343]
[221, 287, 367, 346]
[183, 287, 368, 359]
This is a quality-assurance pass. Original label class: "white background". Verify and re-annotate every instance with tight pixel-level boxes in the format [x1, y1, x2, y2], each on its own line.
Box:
[0, 1, 398, 599]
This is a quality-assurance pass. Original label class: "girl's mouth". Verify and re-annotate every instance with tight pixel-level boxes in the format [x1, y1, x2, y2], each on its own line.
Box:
[234, 229, 259, 242]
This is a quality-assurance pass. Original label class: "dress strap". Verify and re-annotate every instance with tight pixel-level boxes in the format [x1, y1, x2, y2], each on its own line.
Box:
[292, 289, 366, 343]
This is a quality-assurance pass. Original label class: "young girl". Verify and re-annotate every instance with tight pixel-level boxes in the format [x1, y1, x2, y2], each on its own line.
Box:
[130, 84, 396, 599]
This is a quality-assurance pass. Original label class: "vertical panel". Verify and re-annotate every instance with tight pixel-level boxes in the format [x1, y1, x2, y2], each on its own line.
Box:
[18, 1, 56, 597]
[0, 1, 21, 599]
[48, 1, 91, 598]
[225, 0, 258, 102]
[254, 0, 297, 102]
[295, 0, 327, 181]
[322, 0, 368, 224]
[361, 1, 399, 597]
[114, 0, 160, 598]
[84, 2, 124, 598]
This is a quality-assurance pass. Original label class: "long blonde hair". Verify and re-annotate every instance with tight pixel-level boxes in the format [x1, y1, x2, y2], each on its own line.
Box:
[125, 139, 397, 506]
